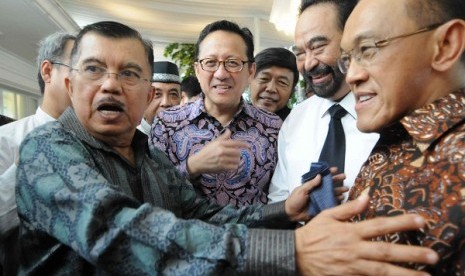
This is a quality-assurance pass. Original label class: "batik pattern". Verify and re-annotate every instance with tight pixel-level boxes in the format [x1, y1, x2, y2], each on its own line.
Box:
[350, 90, 465, 275]
[150, 97, 282, 208]
[16, 108, 291, 275]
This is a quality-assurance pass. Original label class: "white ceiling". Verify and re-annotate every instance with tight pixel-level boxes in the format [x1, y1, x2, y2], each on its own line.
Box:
[0, 0, 295, 67]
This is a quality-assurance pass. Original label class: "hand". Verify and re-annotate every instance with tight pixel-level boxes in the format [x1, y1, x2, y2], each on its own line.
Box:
[285, 168, 347, 221]
[295, 195, 439, 276]
[329, 167, 347, 203]
[144, 95, 161, 125]
[284, 174, 322, 222]
[186, 129, 249, 178]
[334, 186, 349, 203]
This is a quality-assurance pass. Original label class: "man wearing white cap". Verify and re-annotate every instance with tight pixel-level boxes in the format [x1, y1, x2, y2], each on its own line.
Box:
[138, 61, 181, 135]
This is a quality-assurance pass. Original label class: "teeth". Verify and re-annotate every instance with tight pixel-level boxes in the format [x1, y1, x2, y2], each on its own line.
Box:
[100, 110, 121, 115]
[359, 95, 372, 102]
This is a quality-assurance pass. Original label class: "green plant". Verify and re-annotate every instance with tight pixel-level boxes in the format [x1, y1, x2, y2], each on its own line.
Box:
[163, 43, 196, 78]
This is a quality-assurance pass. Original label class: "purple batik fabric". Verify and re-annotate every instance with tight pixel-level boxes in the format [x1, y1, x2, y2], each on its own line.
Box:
[150, 97, 282, 208]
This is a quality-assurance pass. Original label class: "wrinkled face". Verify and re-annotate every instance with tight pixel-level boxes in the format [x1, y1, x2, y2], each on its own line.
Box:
[144, 82, 181, 123]
[341, 0, 436, 133]
[250, 66, 294, 112]
[66, 33, 153, 146]
[195, 30, 255, 114]
[293, 3, 349, 100]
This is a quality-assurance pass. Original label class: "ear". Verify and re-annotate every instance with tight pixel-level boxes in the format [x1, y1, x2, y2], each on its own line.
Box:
[181, 91, 187, 104]
[248, 62, 256, 83]
[431, 19, 465, 72]
[40, 60, 53, 83]
[146, 85, 155, 105]
[65, 74, 74, 102]
[194, 62, 201, 78]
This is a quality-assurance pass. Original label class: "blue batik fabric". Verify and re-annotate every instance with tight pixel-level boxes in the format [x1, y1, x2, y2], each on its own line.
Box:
[150, 95, 282, 208]
[16, 108, 295, 275]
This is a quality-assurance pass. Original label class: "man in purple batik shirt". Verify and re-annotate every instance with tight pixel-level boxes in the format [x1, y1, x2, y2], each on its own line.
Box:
[149, 20, 282, 208]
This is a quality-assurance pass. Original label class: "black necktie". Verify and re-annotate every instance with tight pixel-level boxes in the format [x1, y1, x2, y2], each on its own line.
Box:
[318, 104, 347, 179]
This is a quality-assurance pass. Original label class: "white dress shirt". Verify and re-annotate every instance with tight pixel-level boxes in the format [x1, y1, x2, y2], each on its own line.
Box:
[137, 118, 151, 136]
[0, 107, 54, 235]
[268, 93, 379, 203]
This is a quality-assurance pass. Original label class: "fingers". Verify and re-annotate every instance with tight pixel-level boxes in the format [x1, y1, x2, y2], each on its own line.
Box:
[334, 186, 349, 195]
[357, 241, 438, 265]
[354, 214, 427, 239]
[216, 129, 249, 148]
[319, 194, 371, 221]
[301, 174, 322, 194]
[329, 166, 339, 174]
[285, 175, 322, 221]
[187, 130, 250, 175]
[332, 172, 346, 182]
[218, 128, 232, 140]
[349, 258, 436, 276]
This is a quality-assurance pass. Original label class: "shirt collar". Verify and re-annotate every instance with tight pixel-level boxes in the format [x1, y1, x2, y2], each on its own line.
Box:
[319, 92, 357, 119]
[400, 89, 465, 152]
[59, 107, 147, 159]
[187, 93, 251, 120]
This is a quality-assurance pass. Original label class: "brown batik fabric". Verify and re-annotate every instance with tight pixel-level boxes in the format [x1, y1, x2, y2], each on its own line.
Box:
[349, 89, 465, 275]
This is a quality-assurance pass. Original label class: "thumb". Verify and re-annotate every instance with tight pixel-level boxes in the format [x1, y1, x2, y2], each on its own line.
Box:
[302, 174, 322, 194]
[218, 129, 232, 140]
[321, 194, 370, 221]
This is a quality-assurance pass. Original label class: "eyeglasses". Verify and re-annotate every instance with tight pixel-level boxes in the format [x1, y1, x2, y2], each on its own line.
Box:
[71, 64, 150, 86]
[337, 22, 444, 74]
[51, 61, 70, 68]
[197, 58, 250, 73]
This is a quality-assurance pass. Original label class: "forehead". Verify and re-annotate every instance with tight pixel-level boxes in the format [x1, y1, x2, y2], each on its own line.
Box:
[75, 33, 149, 68]
[152, 82, 181, 91]
[341, 0, 411, 49]
[295, 3, 341, 45]
[198, 30, 247, 58]
[257, 66, 293, 77]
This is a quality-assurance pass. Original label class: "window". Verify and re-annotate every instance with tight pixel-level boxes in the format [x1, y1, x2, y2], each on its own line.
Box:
[0, 86, 40, 120]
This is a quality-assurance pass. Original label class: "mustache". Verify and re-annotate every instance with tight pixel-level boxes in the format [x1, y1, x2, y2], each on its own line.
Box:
[93, 96, 125, 111]
[306, 63, 333, 79]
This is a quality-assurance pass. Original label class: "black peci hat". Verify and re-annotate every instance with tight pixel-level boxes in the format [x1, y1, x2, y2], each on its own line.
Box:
[152, 61, 181, 84]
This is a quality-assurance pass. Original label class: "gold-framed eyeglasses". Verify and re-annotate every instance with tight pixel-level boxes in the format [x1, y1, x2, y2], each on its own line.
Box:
[71, 64, 150, 86]
[197, 58, 250, 73]
[337, 22, 444, 74]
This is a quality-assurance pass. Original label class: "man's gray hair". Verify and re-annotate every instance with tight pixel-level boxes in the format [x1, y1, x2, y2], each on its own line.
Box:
[36, 32, 76, 94]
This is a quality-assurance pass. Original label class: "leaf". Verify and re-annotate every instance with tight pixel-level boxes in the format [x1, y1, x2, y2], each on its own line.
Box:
[163, 43, 196, 77]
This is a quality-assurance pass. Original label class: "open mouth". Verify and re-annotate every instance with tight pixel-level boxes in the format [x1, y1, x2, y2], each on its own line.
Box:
[97, 104, 123, 113]
[95, 98, 125, 116]
[213, 84, 232, 89]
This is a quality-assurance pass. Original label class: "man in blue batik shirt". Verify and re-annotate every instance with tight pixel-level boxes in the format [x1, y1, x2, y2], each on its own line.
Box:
[151, 20, 282, 208]
[15, 21, 438, 275]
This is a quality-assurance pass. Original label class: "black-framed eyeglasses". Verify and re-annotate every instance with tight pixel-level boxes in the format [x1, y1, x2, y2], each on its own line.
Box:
[51, 61, 70, 68]
[71, 64, 150, 86]
[197, 58, 250, 73]
[337, 22, 444, 74]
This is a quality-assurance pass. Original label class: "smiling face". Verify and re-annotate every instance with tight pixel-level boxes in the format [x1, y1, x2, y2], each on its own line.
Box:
[341, 0, 439, 133]
[294, 3, 349, 101]
[66, 33, 153, 146]
[194, 30, 255, 116]
[250, 66, 294, 113]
